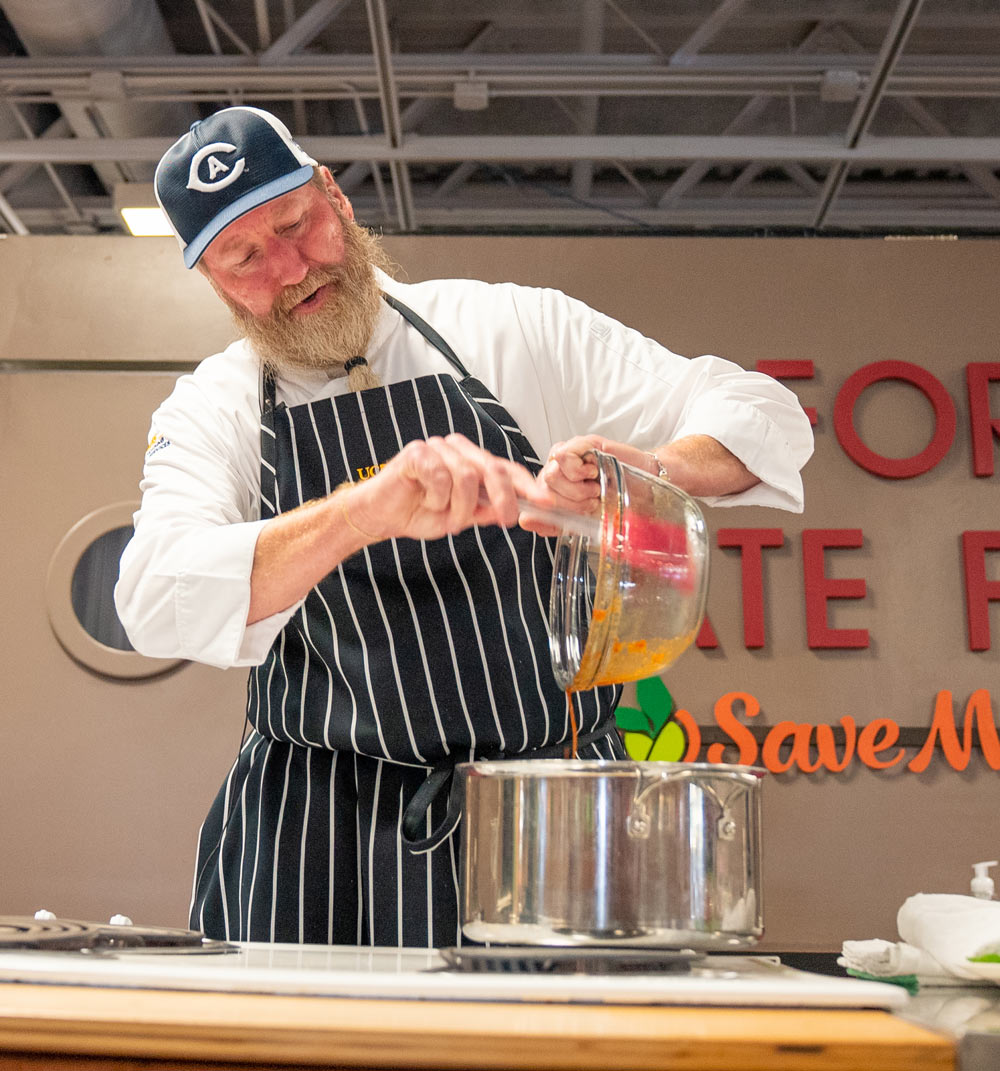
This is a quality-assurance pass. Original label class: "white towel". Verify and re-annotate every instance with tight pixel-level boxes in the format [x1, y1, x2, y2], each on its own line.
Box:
[838, 938, 957, 983]
[896, 893, 1000, 981]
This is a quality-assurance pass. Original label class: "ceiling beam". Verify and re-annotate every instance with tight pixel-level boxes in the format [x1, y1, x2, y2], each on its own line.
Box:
[813, 0, 927, 227]
[894, 96, 1000, 203]
[1, 133, 995, 165]
[0, 189, 29, 234]
[569, 0, 606, 201]
[658, 19, 830, 208]
[0, 52, 998, 84]
[364, 0, 415, 230]
[260, 0, 352, 64]
[335, 21, 496, 196]
[671, 0, 749, 66]
[16, 193, 999, 233]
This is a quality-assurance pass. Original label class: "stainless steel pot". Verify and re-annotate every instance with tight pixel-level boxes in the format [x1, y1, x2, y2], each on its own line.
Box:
[457, 759, 764, 949]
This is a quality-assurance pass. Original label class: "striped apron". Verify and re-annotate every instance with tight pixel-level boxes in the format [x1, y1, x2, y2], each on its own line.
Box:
[190, 296, 623, 947]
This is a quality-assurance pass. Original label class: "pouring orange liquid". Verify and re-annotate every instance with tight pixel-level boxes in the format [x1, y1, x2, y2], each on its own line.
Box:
[549, 453, 708, 757]
[562, 605, 698, 758]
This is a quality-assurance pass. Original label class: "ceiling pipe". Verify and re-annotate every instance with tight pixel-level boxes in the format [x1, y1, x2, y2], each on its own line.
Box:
[569, 0, 605, 202]
[2, 132, 997, 166]
[0, 0, 195, 186]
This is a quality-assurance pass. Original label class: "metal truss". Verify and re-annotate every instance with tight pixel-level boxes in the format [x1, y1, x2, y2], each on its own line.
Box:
[0, 0, 997, 236]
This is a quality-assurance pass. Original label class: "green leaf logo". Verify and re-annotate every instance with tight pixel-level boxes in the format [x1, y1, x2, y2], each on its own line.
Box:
[615, 676, 687, 762]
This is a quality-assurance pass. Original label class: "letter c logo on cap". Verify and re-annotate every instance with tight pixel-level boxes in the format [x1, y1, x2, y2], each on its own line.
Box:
[187, 142, 246, 192]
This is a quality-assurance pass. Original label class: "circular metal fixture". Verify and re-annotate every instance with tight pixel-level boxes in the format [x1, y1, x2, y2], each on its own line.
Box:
[46, 501, 184, 679]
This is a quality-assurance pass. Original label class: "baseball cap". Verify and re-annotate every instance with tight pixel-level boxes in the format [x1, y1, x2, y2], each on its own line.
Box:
[154, 106, 318, 268]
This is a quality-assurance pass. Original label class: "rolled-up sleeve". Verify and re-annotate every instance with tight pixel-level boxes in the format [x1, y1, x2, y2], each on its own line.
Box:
[524, 288, 814, 511]
[114, 351, 300, 668]
[668, 376, 813, 511]
[116, 515, 299, 667]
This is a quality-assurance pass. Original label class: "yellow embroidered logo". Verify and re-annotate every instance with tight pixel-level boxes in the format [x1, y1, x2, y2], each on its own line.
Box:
[145, 433, 171, 458]
[355, 463, 388, 481]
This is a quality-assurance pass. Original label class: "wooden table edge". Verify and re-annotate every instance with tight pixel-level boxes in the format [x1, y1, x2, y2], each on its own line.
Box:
[0, 983, 955, 1071]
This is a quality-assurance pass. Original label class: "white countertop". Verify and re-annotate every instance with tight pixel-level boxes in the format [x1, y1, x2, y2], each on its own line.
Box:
[0, 943, 908, 1009]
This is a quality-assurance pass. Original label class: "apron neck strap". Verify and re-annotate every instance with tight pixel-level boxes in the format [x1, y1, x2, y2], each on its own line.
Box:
[257, 291, 473, 505]
[381, 292, 472, 379]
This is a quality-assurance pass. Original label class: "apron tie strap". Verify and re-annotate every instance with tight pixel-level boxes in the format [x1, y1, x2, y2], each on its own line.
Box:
[401, 719, 618, 854]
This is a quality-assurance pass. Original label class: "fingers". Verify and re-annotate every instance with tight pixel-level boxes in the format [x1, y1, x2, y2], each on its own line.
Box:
[344, 432, 659, 546]
[445, 433, 539, 528]
[399, 435, 477, 530]
[434, 434, 510, 527]
[548, 436, 603, 476]
[540, 435, 604, 506]
[383, 433, 537, 538]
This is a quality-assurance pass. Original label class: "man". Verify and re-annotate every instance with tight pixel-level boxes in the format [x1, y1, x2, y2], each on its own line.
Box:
[115, 106, 813, 948]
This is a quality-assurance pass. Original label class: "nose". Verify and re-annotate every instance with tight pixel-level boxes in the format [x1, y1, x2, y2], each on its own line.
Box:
[268, 235, 309, 290]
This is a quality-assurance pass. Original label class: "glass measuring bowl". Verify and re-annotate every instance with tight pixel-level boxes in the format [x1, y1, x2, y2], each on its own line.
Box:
[548, 451, 709, 691]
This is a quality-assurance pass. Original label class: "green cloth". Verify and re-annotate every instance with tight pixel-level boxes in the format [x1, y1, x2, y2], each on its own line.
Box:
[846, 968, 920, 995]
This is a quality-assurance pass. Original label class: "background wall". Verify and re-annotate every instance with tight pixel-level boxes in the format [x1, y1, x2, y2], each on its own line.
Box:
[0, 233, 997, 950]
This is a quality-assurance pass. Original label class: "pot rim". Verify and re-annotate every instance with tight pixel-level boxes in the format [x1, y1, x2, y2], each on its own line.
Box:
[455, 758, 766, 778]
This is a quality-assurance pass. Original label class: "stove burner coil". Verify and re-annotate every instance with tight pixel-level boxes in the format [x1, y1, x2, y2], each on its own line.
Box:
[0, 917, 229, 953]
[439, 946, 700, 974]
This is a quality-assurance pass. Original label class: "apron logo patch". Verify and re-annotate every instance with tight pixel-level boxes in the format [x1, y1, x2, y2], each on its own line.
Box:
[146, 433, 171, 458]
[355, 463, 388, 481]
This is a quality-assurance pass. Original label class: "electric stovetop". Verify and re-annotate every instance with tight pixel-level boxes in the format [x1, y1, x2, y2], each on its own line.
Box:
[0, 915, 907, 1009]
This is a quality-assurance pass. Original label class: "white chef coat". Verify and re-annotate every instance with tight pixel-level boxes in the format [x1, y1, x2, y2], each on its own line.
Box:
[115, 272, 813, 670]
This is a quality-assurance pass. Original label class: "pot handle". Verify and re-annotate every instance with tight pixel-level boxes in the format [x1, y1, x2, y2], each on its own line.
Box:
[632, 766, 761, 811]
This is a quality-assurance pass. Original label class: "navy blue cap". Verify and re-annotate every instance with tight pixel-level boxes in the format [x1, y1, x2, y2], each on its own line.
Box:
[154, 106, 318, 268]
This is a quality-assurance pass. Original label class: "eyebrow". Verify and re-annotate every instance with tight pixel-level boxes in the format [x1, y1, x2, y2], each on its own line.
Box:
[213, 198, 311, 262]
[211, 230, 254, 262]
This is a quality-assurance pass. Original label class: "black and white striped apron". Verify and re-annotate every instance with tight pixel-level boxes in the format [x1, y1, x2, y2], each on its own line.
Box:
[190, 295, 623, 947]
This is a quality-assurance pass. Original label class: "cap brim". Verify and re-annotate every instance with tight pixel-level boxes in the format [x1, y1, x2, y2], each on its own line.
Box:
[182, 164, 315, 268]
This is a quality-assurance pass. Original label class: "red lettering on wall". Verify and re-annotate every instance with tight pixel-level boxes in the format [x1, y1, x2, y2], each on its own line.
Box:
[755, 360, 818, 426]
[802, 529, 869, 649]
[717, 528, 785, 649]
[833, 360, 957, 478]
[695, 615, 719, 649]
[967, 363, 1000, 477]
[907, 690, 1000, 772]
[962, 531, 1000, 651]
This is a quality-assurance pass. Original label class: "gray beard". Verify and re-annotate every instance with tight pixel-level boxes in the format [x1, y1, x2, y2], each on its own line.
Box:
[218, 213, 391, 379]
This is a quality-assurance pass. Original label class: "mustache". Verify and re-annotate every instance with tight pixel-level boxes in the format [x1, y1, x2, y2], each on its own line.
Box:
[270, 266, 344, 319]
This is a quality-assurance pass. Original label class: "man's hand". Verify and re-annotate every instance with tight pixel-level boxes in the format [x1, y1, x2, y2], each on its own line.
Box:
[530, 433, 760, 534]
[248, 433, 551, 623]
[343, 433, 543, 542]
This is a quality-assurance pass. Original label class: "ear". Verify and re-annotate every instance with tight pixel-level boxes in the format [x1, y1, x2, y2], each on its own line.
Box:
[320, 166, 355, 221]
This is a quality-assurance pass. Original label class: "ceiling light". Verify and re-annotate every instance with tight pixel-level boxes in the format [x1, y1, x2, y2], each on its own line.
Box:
[112, 182, 172, 236]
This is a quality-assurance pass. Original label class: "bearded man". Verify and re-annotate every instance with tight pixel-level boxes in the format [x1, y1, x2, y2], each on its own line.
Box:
[116, 106, 813, 948]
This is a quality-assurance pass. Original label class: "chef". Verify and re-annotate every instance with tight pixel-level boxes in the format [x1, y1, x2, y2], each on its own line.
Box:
[115, 105, 813, 948]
